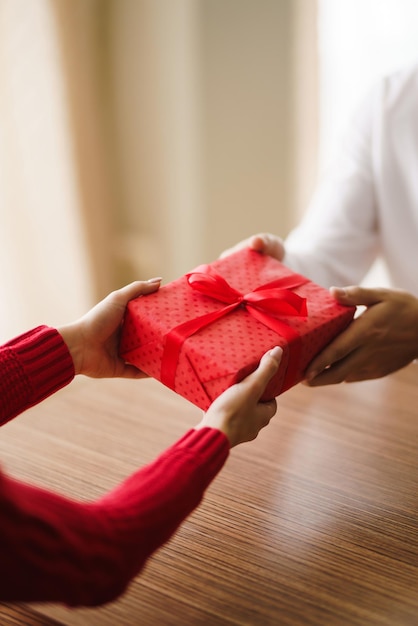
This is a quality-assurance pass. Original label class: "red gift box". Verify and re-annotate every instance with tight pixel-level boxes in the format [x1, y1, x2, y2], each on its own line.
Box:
[119, 249, 355, 410]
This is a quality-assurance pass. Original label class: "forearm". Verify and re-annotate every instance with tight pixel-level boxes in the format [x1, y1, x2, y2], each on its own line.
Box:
[284, 174, 378, 289]
[0, 427, 229, 607]
[284, 91, 378, 288]
[0, 326, 75, 426]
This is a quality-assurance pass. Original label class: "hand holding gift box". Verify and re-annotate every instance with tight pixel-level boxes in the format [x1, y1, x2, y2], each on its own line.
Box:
[119, 249, 355, 410]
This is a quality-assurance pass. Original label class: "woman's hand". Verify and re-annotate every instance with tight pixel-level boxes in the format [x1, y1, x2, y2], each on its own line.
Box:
[305, 286, 418, 385]
[58, 279, 161, 379]
[220, 232, 285, 261]
[197, 347, 282, 447]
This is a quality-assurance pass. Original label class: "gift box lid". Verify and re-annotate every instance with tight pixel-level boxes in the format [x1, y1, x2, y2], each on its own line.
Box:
[120, 249, 356, 409]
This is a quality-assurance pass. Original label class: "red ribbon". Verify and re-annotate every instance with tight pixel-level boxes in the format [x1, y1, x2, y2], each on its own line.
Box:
[161, 264, 309, 394]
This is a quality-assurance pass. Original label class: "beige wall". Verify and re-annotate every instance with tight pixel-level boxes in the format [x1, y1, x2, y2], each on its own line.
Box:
[199, 0, 293, 261]
[53, 0, 117, 299]
[0, 0, 318, 339]
[107, 0, 319, 284]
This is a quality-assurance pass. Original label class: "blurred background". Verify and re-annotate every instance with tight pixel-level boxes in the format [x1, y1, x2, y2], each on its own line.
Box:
[1, 0, 418, 341]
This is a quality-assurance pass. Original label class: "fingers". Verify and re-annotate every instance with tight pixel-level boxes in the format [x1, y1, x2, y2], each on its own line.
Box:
[256, 345, 283, 381]
[121, 277, 162, 300]
[219, 237, 255, 259]
[304, 286, 382, 384]
[305, 314, 370, 383]
[219, 233, 285, 261]
[251, 234, 285, 260]
[307, 287, 418, 386]
[305, 286, 400, 386]
[330, 285, 388, 307]
[198, 347, 282, 447]
[243, 346, 282, 399]
[304, 358, 353, 386]
[256, 398, 278, 425]
[304, 303, 387, 384]
[304, 336, 349, 382]
[109, 278, 162, 307]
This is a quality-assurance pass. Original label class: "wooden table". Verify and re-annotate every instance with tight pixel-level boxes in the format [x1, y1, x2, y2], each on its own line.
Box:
[0, 364, 417, 625]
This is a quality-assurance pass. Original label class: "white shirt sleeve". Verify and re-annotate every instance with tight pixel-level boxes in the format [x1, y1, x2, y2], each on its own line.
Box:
[283, 88, 379, 288]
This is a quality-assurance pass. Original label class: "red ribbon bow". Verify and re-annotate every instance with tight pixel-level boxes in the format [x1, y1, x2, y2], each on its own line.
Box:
[161, 265, 309, 393]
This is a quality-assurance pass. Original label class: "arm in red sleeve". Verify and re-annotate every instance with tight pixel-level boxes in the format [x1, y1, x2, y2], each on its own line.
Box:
[0, 427, 229, 607]
[0, 327, 230, 605]
[0, 326, 75, 426]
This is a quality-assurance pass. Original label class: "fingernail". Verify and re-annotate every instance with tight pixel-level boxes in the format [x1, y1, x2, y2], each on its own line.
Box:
[147, 277, 162, 283]
[330, 286, 347, 296]
[305, 369, 318, 381]
[269, 346, 283, 361]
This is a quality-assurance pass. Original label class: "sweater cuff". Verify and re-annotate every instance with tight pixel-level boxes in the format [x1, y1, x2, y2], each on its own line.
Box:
[1, 326, 75, 423]
[174, 427, 230, 480]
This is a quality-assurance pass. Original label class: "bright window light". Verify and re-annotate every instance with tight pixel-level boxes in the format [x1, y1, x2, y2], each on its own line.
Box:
[318, 0, 418, 171]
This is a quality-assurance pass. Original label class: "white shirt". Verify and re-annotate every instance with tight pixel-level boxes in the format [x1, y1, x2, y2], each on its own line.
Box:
[284, 64, 418, 297]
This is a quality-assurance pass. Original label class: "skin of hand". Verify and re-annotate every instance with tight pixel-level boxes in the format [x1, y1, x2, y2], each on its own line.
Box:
[305, 286, 418, 386]
[220, 232, 285, 261]
[58, 279, 161, 378]
[196, 346, 283, 447]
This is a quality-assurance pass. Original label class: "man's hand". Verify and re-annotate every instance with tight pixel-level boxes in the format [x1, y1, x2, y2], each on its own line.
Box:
[305, 286, 418, 386]
[220, 233, 285, 261]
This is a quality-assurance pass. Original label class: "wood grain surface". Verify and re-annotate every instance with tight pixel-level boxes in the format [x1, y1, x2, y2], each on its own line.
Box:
[0, 603, 62, 625]
[0, 364, 417, 625]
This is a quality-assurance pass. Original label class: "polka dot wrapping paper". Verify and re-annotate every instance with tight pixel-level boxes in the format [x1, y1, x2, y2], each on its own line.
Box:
[119, 249, 355, 410]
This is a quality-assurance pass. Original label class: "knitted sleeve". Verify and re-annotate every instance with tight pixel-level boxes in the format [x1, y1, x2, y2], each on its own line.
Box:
[0, 326, 75, 426]
[0, 427, 229, 607]
[0, 325, 230, 607]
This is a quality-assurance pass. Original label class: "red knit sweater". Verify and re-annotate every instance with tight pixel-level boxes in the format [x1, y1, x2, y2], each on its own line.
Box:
[0, 326, 229, 607]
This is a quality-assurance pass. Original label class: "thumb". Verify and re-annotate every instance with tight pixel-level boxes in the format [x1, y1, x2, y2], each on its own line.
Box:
[330, 285, 387, 307]
[250, 234, 285, 261]
[115, 278, 162, 303]
[246, 346, 282, 398]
